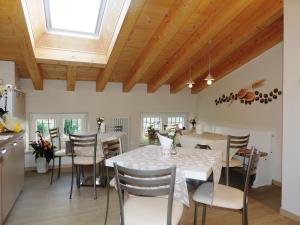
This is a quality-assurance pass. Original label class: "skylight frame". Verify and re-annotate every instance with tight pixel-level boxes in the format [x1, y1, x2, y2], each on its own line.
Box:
[43, 0, 107, 39]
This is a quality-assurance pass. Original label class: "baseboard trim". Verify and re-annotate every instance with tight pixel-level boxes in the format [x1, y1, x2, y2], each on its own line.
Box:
[272, 179, 282, 187]
[280, 208, 300, 223]
[25, 165, 72, 173]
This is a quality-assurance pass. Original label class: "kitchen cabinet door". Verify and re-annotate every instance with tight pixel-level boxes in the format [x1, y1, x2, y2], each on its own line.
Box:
[1, 144, 15, 221]
[13, 137, 25, 196]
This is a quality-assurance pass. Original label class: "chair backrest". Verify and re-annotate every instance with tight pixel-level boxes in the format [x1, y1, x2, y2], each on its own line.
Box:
[243, 147, 259, 208]
[114, 163, 176, 225]
[69, 133, 98, 158]
[103, 138, 122, 159]
[226, 134, 250, 164]
[49, 128, 61, 151]
[224, 134, 250, 185]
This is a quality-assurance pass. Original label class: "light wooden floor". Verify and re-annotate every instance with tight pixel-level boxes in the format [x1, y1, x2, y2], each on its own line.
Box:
[4, 172, 300, 225]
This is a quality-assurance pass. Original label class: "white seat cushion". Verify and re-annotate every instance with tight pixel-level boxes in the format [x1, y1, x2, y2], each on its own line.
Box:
[193, 182, 244, 210]
[222, 158, 243, 168]
[74, 156, 103, 165]
[124, 196, 183, 225]
[54, 149, 66, 157]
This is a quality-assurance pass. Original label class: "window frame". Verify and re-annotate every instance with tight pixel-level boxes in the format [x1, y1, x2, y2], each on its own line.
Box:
[140, 112, 187, 143]
[43, 0, 107, 39]
[30, 113, 88, 142]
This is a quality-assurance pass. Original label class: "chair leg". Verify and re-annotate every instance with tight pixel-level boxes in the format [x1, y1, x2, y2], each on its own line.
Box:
[226, 167, 230, 186]
[69, 164, 74, 199]
[202, 204, 207, 225]
[194, 203, 198, 225]
[104, 166, 110, 225]
[243, 205, 249, 225]
[50, 157, 55, 184]
[57, 156, 61, 179]
[76, 165, 80, 189]
[93, 163, 97, 200]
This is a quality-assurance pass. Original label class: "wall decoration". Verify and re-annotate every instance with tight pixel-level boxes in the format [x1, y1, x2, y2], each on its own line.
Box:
[214, 79, 282, 106]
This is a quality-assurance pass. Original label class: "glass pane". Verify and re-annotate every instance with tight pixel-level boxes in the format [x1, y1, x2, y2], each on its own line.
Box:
[63, 119, 82, 135]
[36, 119, 56, 139]
[48, 0, 102, 33]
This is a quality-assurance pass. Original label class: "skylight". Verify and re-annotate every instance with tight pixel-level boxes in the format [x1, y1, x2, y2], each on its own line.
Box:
[43, 0, 107, 38]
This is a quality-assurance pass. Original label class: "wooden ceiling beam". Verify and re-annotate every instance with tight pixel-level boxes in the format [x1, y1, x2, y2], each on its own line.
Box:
[122, 0, 201, 92]
[66, 66, 76, 91]
[12, 0, 43, 90]
[170, 0, 283, 93]
[147, 0, 252, 93]
[191, 18, 283, 94]
[96, 0, 146, 92]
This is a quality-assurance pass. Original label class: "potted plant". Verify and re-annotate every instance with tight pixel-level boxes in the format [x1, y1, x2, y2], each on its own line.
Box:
[31, 131, 54, 173]
[147, 125, 157, 144]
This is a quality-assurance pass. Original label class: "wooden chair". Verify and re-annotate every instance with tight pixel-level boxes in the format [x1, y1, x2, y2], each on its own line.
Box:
[224, 134, 250, 185]
[114, 163, 183, 225]
[69, 133, 103, 199]
[49, 128, 67, 184]
[193, 147, 258, 225]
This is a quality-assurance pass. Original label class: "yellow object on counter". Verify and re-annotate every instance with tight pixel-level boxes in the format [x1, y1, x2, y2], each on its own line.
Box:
[0, 122, 6, 133]
[0, 114, 22, 133]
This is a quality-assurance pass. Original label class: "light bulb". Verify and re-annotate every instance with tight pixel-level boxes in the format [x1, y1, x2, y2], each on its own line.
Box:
[188, 83, 193, 88]
[207, 79, 213, 85]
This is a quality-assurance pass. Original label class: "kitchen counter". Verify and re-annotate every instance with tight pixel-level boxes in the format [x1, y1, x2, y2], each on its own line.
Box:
[0, 132, 24, 149]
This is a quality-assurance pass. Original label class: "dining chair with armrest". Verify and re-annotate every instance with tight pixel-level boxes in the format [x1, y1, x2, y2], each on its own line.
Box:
[193, 147, 258, 225]
[114, 163, 183, 225]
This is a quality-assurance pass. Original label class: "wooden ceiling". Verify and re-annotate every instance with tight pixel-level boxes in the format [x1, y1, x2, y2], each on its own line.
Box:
[0, 0, 283, 93]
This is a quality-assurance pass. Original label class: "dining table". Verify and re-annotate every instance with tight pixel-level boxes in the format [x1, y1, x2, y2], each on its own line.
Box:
[103, 144, 223, 225]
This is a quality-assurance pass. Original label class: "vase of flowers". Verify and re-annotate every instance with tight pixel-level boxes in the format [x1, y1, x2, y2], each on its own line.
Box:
[188, 116, 197, 130]
[147, 125, 157, 144]
[31, 131, 54, 173]
[96, 117, 105, 133]
[166, 126, 179, 155]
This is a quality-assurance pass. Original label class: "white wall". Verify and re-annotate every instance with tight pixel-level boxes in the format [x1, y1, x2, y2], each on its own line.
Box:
[282, 0, 300, 218]
[196, 43, 283, 182]
[20, 79, 197, 166]
[0, 60, 19, 87]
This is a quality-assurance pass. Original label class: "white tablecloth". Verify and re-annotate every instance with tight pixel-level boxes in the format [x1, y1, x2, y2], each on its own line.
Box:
[106, 145, 222, 206]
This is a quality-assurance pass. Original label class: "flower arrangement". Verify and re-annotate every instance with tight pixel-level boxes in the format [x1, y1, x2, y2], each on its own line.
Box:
[165, 126, 180, 147]
[96, 117, 105, 131]
[147, 125, 157, 144]
[188, 116, 197, 128]
[31, 131, 54, 163]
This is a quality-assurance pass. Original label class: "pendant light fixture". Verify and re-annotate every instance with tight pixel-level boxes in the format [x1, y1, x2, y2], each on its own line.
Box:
[186, 63, 195, 89]
[204, 40, 215, 86]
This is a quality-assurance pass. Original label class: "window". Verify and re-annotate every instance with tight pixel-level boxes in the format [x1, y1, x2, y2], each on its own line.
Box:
[36, 119, 56, 139]
[30, 113, 87, 143]
[43, 0, 107, 38]
[143, 117, 161, 134]
[63, 119, 82, 135]
[141, 113, 187, 143]
[167, 116, 184, 129]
